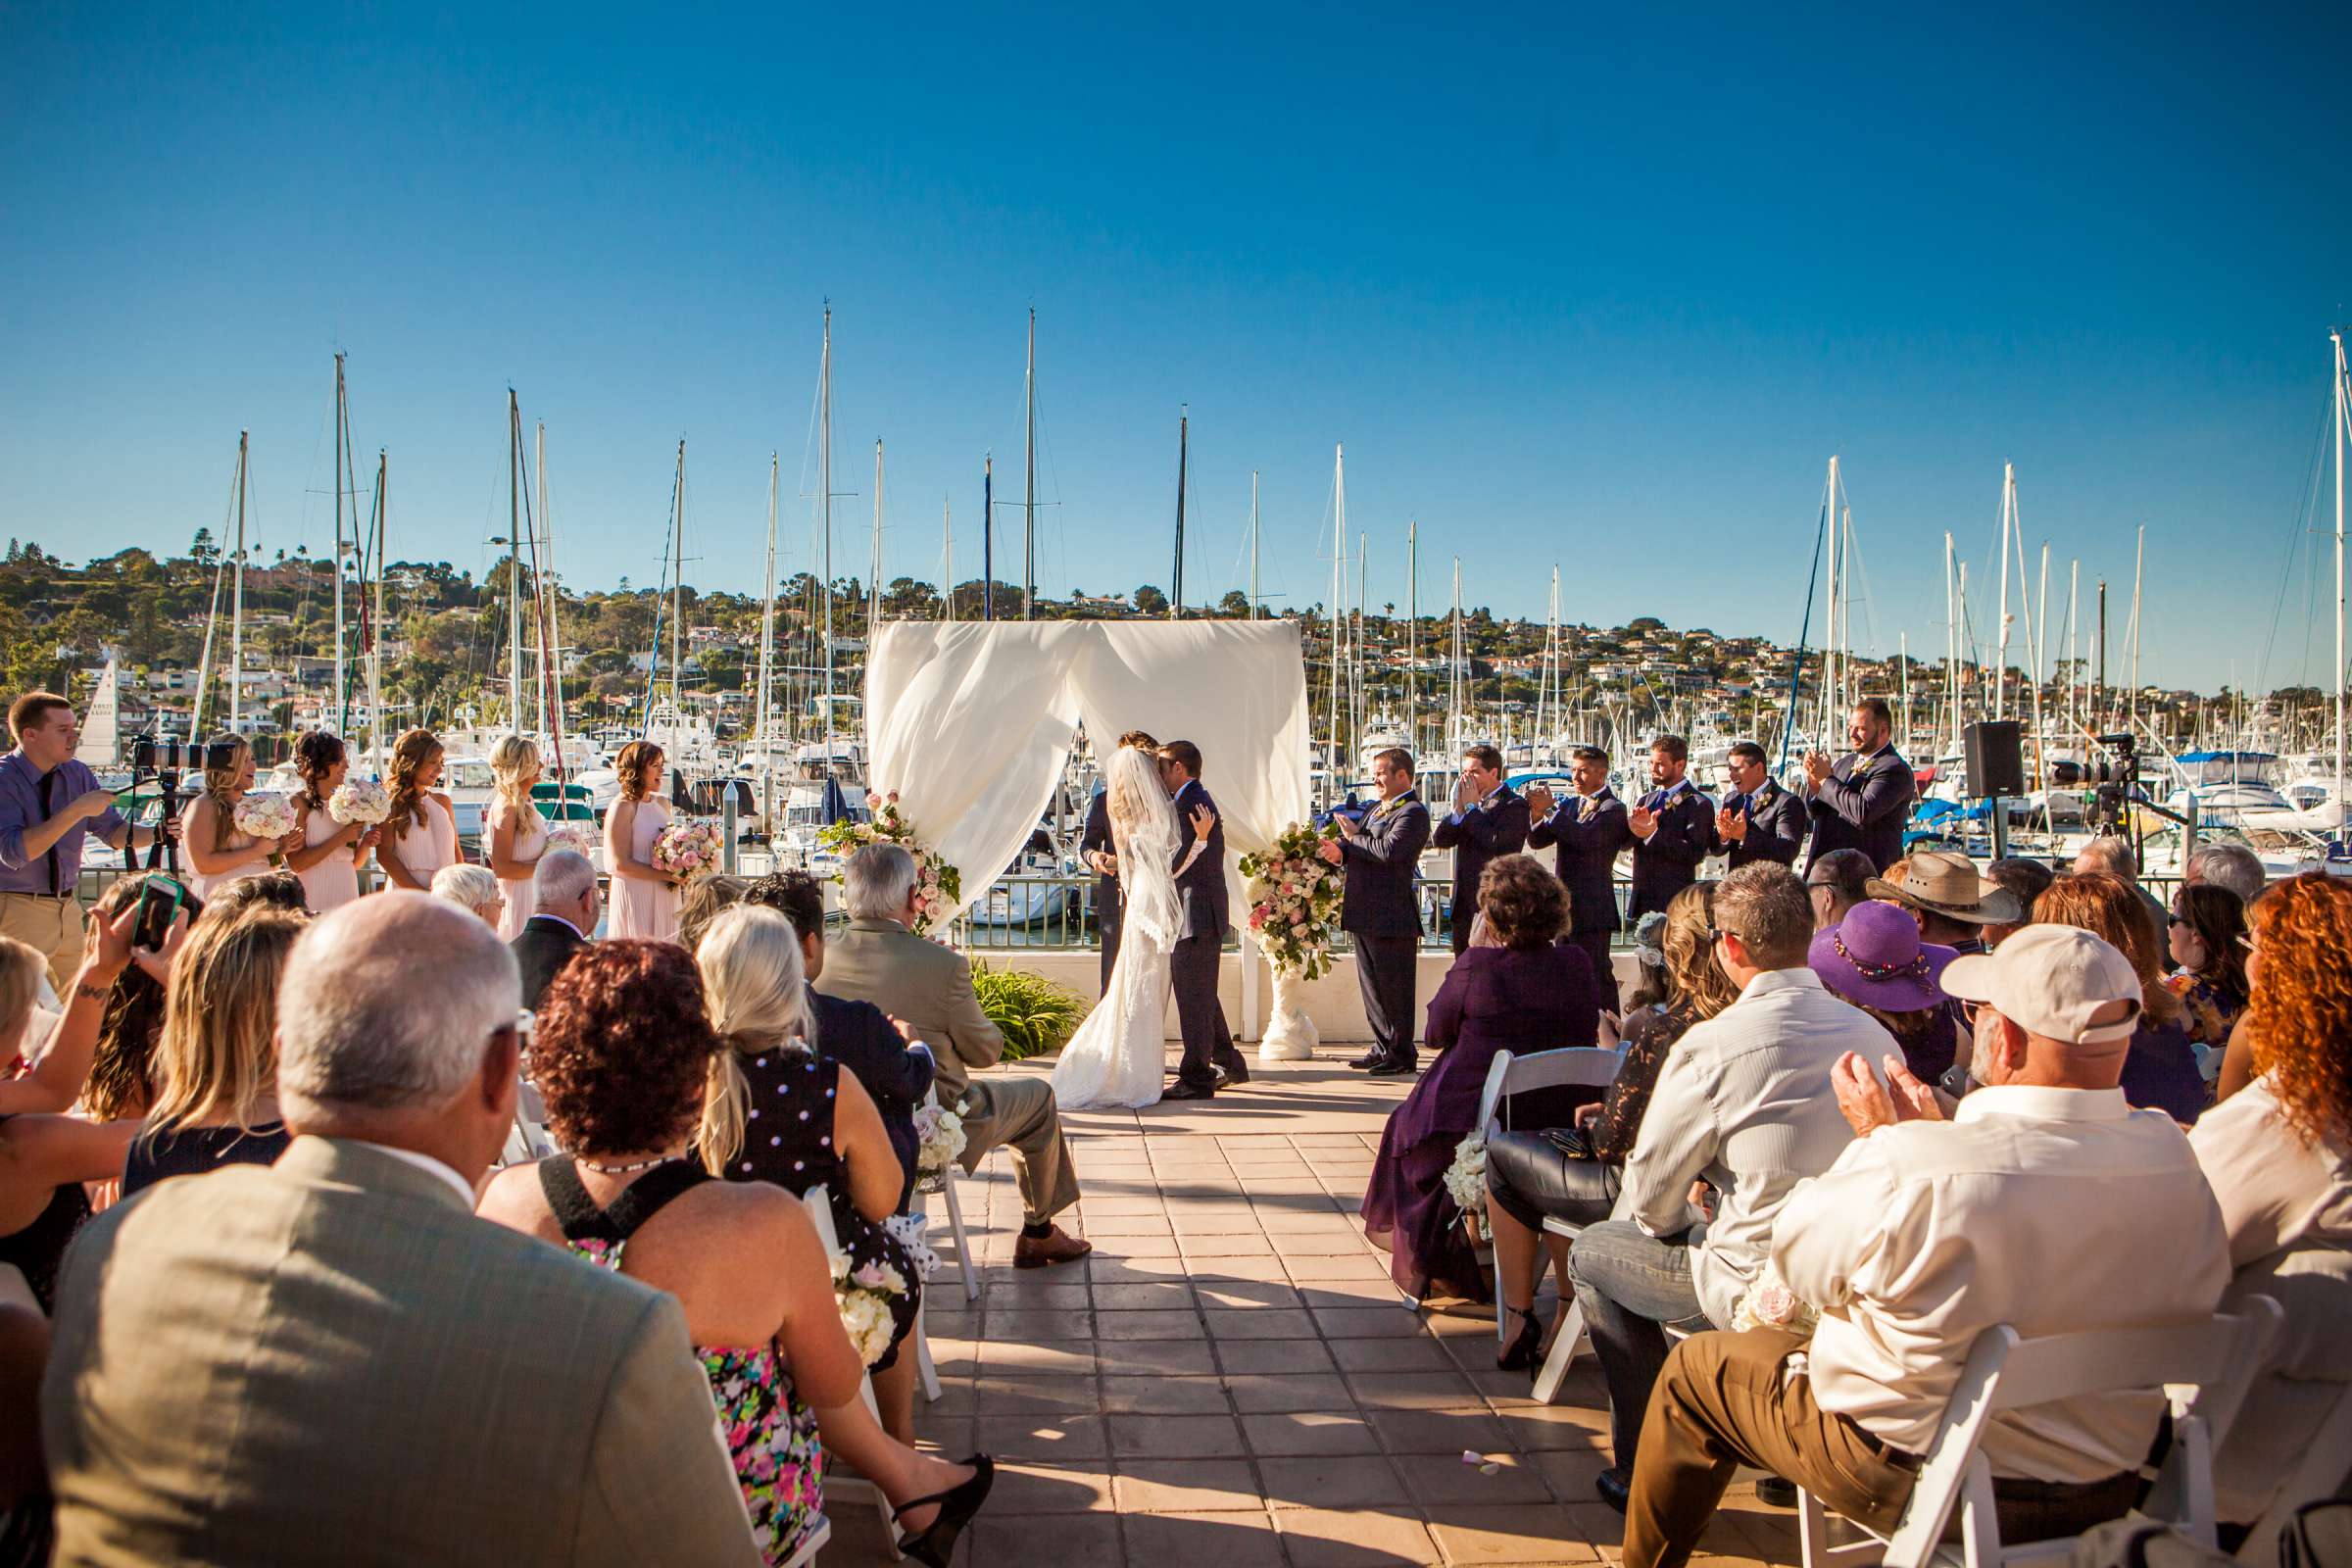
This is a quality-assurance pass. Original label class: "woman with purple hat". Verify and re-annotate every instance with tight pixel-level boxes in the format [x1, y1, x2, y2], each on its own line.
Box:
[1808, 900, 1970, 1083]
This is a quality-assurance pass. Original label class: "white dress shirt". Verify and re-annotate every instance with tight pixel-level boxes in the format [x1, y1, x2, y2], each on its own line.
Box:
[1611, 966, 1875, 1325]
[1777, 1085, 2230, 1483]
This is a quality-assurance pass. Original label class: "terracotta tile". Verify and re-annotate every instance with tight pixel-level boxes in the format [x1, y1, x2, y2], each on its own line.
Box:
[1298, 1278, 1409, 1309]
[1106, 1413, 1250, 1458]
[1092, 1234, 1184, 1258]
[1227, 1373, 1357, 1413]
[1347, 1371, 1491, 1411]
[1168, 1209, 1267, 1233]
[984, 1280, 1092, 1310]
[1079, 1195, 1170, 1215]
[1094, 1339, 1220, 1377]
[1423, 1504, 1603, 1564]
[1530, 1451, 1614, 1504]
[1111, 1459, 1261, 1513]
[1259, 1453, 1407, 1510]
[972, 1375, 1100, 1415]
[1278, 1230, 1381, 1255]
[1102, 1375, 1233, 1414]
[1488, 1404, 1611, 1452]
[1260, 1208, 1360, 1231]
[1288, 1253, 1398, 1281]
[978, 1338, 1099, 1377]
[1396, 1452, 1556, 1506]
[1193, 1254, 1296, 1281]
[1119, 1509, 1288, 1567]
[1332, 1337, 1460, 1372]
[1275, 1504, 1442, 1567]
[1181, 1233, 1279, 1256]
[1316, 1307, 1434, 1339]
[1093, 1281, 1197, 1311]
[1202, 1307, 1319, 1339]
[1369, 1407, 1511, 1455]
[1240, 1409, 1385, 1456]
[986, 1460, 1115, 1515]
[972, 1412, 1109, 1460]
[1095, 1308, 1207, 1341]
[967, 1508, 1124, 1566]
[1194, 1278, 1304, 1310]
[1080, 1213, 1173, 1236]
[1214, 1338, 1337, 1376]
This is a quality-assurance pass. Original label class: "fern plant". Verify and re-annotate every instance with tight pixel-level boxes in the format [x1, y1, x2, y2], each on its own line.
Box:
[968, 959, 1089, 1061]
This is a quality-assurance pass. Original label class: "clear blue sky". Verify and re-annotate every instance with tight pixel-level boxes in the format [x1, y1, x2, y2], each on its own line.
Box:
[5, 4, 2348, 694]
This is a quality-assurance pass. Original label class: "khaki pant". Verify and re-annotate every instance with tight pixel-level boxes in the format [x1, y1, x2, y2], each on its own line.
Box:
[1627, 1329, 2142, 1568]
[0, 892, 84, 993]
[953, 1075, 1080, 1224]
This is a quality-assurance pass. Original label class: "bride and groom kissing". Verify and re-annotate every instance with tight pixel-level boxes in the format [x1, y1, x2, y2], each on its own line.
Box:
[1052, 732, 1254, 1109]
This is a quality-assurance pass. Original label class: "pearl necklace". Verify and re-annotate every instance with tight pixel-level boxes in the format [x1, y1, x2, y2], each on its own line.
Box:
[571, 1149, 691, 1175]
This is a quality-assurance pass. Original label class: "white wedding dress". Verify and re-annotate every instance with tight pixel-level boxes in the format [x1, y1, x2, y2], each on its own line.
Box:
[1051, 748, 1187, 1110]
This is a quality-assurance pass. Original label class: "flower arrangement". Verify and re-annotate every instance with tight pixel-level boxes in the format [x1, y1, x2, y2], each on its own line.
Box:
[543, 820, 599, 858]
[651, 816, 724, 881]
[232, 791, 299, 842]
[1238, 821, 1345, 980]
[830, 1248, 909, 1365]
[912, 1098, 969, 1193]
[1730, 1265, 1820, 1337]
[1443, 1133, 1491, 1242]
[815, 790, 962, 937]
[325, 777, 391, 826]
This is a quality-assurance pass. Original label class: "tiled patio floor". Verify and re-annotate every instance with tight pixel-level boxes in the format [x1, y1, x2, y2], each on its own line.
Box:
[819, 1048, 1800, 1568]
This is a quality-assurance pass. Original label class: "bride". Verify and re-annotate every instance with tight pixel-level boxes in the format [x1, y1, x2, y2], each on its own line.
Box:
[1051, 741, 1204, 1110]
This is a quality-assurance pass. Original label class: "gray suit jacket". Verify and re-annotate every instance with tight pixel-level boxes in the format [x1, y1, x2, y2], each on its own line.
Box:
[41, 1136, 760, 1568]
[816, 916, 1005, 1100]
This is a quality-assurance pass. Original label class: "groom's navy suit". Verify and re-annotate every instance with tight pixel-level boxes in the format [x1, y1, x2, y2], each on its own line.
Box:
[1168, 775, 1246, 1094]
[1081, 788, 1120, 991]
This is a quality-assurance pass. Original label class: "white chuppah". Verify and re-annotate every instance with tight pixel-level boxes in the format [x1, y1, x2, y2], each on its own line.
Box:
[864, 620, 1312, 1054]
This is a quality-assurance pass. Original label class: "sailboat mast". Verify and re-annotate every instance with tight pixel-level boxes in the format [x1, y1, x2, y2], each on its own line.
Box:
[870, 440, 884, 653]
[1024, 309, 1036, 620]
[2334, 329, 2347, 828]
[982, 455, 994, 623]
[942, 497, 954, 622]
[1448, 559, 1464, 751]
[1942, 532, 1958, 754]
[820, 307, 834, 703]
[2129, 525, 2145, 727]
[229, 431, 248, 734]
[2068, 560, 2081, 735]
[508, 391, 526, 731]
[669, 439, 685, 713]
[535, 419, 564, 773]
[1170, 407, 1187, 618]
[1405, 521, 1418, 755]
[1994, 464, 2014, 721]
[1823, 457, 1840, 731]
[1249, 470, 1260, 618]
[370, 452, 387, 771]
[758, 452, 779, 830]
[1327, 446, 1346, 773]
[333, 355, 347, 732]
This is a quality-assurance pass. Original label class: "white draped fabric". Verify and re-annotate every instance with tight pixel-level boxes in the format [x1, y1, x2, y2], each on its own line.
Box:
[864, 620, 1312, 929]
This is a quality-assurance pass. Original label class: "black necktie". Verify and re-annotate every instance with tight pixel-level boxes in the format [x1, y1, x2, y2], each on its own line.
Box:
[39, 768, 62, 896]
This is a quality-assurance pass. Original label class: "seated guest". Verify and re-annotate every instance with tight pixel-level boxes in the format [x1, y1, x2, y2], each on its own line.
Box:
[2164, 882, 2250, 1076]
[1867, 849, 2021, 956]
[1618, 911, 1672, 1012]
[741, 870, 936, 1208]
[513, 848, 599, 1010]
[2034, 872, 2205, 1123]
[429, 862, 505, 928]
[1622, 924, 2231, 1568]
[202, 869, 310, 920]
[818, 844, 1090, 1269]
[1361, 855, 1598, 1303]
[40, 892, 765, 1566]
[677, 873, 751, 953]
[697, 906, 928, 1446]
[1568, 862, 1881, 1508]
[122, 906, 304, 1196]
[2187, 874, 2352, 1532]
[1809, 900, 1967, 1085]
[479, 938, 992, 1567]
[1488, 882, 1737, 1371]
[2184, 842, 2267, 904]
[1805, 848, 1875, 933]
[1983, 858, 2055, 948]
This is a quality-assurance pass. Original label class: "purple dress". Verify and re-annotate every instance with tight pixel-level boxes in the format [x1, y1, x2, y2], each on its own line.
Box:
[1359, 943, 1600, 1298]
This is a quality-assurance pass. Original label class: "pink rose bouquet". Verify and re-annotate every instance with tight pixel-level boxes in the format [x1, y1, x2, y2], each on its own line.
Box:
[1238, 822, 1344, 980]
[651, 816, 724, 881]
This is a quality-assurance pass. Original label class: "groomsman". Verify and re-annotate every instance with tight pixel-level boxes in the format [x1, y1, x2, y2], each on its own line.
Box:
[1713, 741, 1807, 870]
[1431, 744, 1529, 956]
[1526, 746, 1629, 1012]
[1319, 747, 1429, 1077]
[1158, 740, 1251, 1101]
[1626, 734, 1713, 921]
[1801, 698, 1915, 874]
[1080, 730, 1158, 993]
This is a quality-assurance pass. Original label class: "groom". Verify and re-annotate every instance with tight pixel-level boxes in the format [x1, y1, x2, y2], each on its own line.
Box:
[1158, 740, 1250, 1102]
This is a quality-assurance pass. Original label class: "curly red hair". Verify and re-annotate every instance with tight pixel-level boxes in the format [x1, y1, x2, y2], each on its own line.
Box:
[530, 940, 718, 1155]
[2245, 874, 2352, 1149]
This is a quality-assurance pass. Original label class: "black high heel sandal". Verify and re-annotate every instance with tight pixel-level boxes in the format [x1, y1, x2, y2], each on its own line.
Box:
[1496, 1304, 1544, 1372]
[895, 1452, 995, 1567]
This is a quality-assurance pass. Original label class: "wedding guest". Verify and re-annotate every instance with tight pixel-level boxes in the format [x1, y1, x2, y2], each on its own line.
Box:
[1805, 848, 1875, 932]
[1712, 742, 1806, 870]
[204, 869, 308, 918]
[181, 733, 300, 903]
[1626, 734, 1713, 920]
[429, 863, 505, 928]
[2187, 875, 2352, 1531]
[1528, 746, 1633, 1012]
[1567, 862, 1877, 1508]
[820, 844, 1091, 1268]
[605, 740, 678, 942]
[0, 691, 172, 987]
[1800, 698, 1915, 874]
[1618, 911, 1672, 1012]
[513, 849, 598, 1010]
[1622, 924, 2230, 1568]
[42, 891, 765, 1566]
[376, 728, 459, 894]
[2184, 842, 2267, 904]
[1432, 744, 1531, 956]
[1488, 882, 1737, 1371]
[1361, 855, 1597, 1303]
[2165, 882, 2250, 1073]
[480, 935, 992, 1564]
[677, 873, 751, 953]
[284, 730, 375, 913]
[1983, 857, 2055, 947]
[1321, 747, 1431, 1076]
[1866, 849, 2020, 956]
[121, 906, 302, 1196]
[2034, 872, 2205, 1123]
[1808, 898, 1966, 1085]
[485, 735, 549, 943]
[2072, 833, 2168, 946]
[742, 869, 936, 1208]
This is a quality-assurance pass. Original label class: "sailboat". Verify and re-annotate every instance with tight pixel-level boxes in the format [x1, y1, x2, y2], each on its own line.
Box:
[77, 662, 123, 784]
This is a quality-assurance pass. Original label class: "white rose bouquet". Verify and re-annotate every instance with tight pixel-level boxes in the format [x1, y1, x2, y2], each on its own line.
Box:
[1730, 1265, 1820, 1337]
[1444, 1133, 1491, 1241]
[830, 1249, 909, 1365]
[651, 816, 724, 881]
[544, 821, 598, 858]
[325, 777, 391, 826]
[232, 791, 299, 842]
[912, 1099, 969, 1193]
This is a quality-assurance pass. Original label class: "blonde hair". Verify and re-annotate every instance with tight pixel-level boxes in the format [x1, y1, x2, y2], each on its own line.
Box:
[201, 732, 253, 854]
[489, 734, 541, 821]
[147, 907, 304, 1136]
[1661, 881, 1740, 1022]
[678, 874, 751, 954]
[0, 935, 44, 1058]
[692, 905, 810, 1173]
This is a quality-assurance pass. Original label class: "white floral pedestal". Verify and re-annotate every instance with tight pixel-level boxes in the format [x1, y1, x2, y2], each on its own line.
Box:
[1257, 963, 1318, 1062]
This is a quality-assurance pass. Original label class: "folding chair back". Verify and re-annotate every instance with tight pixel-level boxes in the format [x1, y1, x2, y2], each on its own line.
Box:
[1475, 1046, 1624, 1138]
[2235, 1377, 2352, 1568]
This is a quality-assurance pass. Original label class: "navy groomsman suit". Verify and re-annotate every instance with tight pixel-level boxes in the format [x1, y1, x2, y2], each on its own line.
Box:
[1431, 783, 1530, 955]
[1628, 779, 1714, 920]
[1080, 789, 1120, 991]
[1337, 790, 1431, 1072]
[1716, 776, 1808, 870]
[1528, 787, 1632, 1012]
[1803, 743, 1916, 874]
[1167, 775, 1249, 1095]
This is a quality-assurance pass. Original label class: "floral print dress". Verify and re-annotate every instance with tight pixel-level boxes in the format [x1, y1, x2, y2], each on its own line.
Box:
[538, 1156, 824, 1566]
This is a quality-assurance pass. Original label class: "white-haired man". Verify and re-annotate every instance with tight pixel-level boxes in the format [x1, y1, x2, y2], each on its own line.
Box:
[818, 843, 1090, 1267]
[1620, 925, 2231, 1568]
[41, 892, 760, 1567]
[514, 847, 601, 1009]
[2183, 842, 2266, 904]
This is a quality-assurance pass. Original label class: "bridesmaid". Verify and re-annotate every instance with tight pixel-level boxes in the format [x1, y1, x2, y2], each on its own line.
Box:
[181, 734, 299, 902]
[284, 731, 378, 912]
[486, 735, 548, 942]
[378, 729, 460, 894]
[603, 740, 677, 943]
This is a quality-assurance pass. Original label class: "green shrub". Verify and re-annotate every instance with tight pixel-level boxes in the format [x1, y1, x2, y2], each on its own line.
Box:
[969, 960, 1089, 1061]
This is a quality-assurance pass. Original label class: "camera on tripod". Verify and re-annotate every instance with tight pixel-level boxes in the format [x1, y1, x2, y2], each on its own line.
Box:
[126, 731, 236, 872]
[2084, 733, 2142, 835]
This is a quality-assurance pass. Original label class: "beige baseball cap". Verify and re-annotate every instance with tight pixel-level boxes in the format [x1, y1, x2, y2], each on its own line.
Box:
[1939, 924, 2141, 1046]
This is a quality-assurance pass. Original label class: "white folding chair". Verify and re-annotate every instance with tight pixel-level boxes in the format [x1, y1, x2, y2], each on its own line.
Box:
[1462, 1046, 1623, 1341]
[799, 1184, 900, 1552]
[2234, 1377, 2352, 1568]
[1796, 1299, 2282, 1568]
[498, 1078, 558, 1169]
[776, 1516, 832, 1568]
[922, 1088, 981, 1303]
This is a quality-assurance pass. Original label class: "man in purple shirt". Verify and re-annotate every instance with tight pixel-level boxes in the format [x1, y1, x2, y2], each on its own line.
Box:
[0, 691, 164, 985]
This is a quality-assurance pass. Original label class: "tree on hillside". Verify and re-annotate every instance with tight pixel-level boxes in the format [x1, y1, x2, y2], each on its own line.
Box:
[1134, 584, 1168, 615]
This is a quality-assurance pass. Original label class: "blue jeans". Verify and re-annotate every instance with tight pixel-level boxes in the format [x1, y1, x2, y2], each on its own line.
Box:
[1567, 1219, 1714, 1470]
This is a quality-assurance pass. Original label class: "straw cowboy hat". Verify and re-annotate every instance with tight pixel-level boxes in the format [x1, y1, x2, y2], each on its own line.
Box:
[1865, 850, 2023, 926]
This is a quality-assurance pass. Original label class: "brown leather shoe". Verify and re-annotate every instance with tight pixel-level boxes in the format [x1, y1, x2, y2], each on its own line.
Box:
[1011, 1224, 1093, 1269]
